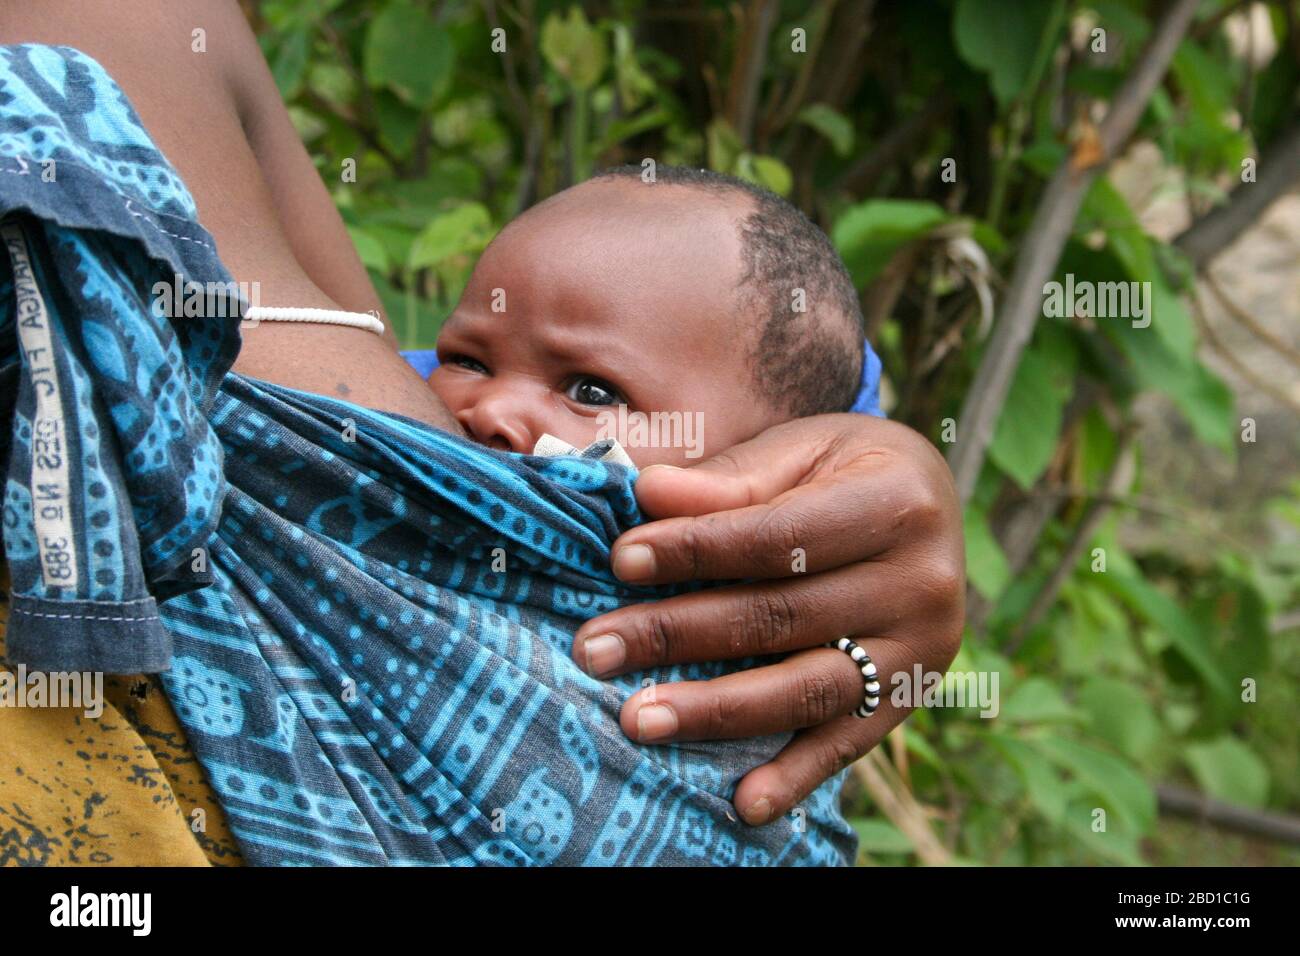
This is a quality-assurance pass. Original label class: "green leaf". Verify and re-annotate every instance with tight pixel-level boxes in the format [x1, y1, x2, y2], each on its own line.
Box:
[1252, 34, 1299, 144]
[1035, 735, 1156, 833]
[903, 730, 944, 771]
[1020, 138, 1067, 175]
[1079, 179, 1198, 364]
[1184, 736, 1270, 808]
[307, 62, 357, 111]
[1105, 316, 1235, 452]
[1077, 677, 1161, 760]
[1105, 572, 1234, 701]
[347, 227, 390, 273]
[953, 0, 1063, 106]
[373, 92, 422, 157]
[850, 818, 916, 855]
[372, 273, 447, 349]
[988, 337, 1074, 490]
[737, 154, 793, 197]
[540, 7, 608, 91]
[1001, 677, 1084, 724]
[364, 222, 417, 269]
[408, 203, 494, 270]
[592, 108, 672, 154]
[271, 28, 310, 99]
[797, 104, 854, 157]
[612, 23, 655, 109]
[832, 200, 949, 287]
[993, 735, 1068, 824]
[364, 1, 455, 108]
[706, 118, 744, 175]
[1083, 0, 1150, 47]
[1171, 41, 1234, 120]
[1080, 179, 1157, 282]
[1057, 582, 1143, 678]
[963, 505, 1011, 600]
[1077, 406, 1118, 490]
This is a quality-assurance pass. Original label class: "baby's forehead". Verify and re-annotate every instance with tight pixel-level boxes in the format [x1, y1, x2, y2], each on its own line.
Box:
[519, 179, 749, 247]
[486, 185, 751, 308]
[458, 192, 761, 363]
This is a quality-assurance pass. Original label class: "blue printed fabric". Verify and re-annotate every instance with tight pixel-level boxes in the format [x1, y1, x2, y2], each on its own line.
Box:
[0, 45, 856, 865]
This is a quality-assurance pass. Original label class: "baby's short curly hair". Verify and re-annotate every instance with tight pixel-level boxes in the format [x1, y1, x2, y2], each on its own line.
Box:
[591, 164, 865, 418]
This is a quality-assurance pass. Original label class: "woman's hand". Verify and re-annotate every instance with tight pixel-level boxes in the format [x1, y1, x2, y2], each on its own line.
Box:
[572, 413, 965, 825]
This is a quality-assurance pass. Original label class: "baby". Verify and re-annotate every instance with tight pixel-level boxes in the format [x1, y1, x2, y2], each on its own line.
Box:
[428, 165, 865, 467]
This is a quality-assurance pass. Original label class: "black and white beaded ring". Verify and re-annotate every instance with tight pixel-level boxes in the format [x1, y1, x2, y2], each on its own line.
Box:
[827, 637, 880, 718]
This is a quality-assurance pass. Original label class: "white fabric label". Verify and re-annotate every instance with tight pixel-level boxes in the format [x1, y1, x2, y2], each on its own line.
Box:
[3, 222, 79, 590]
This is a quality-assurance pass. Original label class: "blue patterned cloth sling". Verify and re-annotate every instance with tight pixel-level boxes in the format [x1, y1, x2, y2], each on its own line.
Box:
[0, 44, 862, 865]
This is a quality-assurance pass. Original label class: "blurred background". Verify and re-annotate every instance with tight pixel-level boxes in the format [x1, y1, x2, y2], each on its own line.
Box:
[243, 0, 1299, 865]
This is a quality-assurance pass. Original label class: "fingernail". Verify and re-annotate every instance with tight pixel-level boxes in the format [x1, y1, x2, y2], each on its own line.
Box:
[639, 464, 683, 474]
[744, 797, 773, 825]
[612, 543, 656, 582]
[582, 633, 625, 677]
[636, 703, 678, 742]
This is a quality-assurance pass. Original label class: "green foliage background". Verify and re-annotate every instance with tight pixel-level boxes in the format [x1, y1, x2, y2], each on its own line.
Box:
[248, 0, 1300, 865]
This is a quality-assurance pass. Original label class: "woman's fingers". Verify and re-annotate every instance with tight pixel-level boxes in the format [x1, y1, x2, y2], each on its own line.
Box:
[725, 636, 914, 825]
[617, 647, 867, 743]
[616, 416, 948, 585]
[611, 478, 917, 584]
[574, 560, 926, 677]
[732, 711, 905, 825]
[630, 415, 859, 519]
[613, 635, 918, 824]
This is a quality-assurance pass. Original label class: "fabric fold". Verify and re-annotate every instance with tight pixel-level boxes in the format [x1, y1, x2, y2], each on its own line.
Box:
[0, 45, 242, 673]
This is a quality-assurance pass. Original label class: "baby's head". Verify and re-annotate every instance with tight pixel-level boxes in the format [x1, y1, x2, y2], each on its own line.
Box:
[430, 165, 863, 467]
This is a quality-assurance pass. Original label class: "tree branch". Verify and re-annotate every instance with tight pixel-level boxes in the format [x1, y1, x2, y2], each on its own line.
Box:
[947, 0, 1200, 504]
[724, 0, 779, 146]
[834, 93, 953, 196]
[1157, 783, 1300, 846]
[1173, 122, 1300, 269]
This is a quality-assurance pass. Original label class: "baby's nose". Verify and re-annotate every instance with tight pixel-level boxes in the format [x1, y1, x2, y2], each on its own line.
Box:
[456, 393, 535, 454]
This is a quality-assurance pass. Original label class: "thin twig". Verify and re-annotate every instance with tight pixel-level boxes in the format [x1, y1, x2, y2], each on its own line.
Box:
[834, 96, 952, 197]
[1203, 271, 1300, 370]
[1191, 288, 1300, 415]
[1005, 428, 1137, 654]
[1190, 0, 1256, 40]
[852, 751, 953, 866]
[761, 0, 838, 139]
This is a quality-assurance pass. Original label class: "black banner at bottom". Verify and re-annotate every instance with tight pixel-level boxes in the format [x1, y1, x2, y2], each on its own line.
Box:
[0, 864, 1284, 942]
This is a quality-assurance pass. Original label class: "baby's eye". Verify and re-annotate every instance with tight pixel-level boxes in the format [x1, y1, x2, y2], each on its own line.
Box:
[565, 376, 624, 407]
[448, 354, 488, 374]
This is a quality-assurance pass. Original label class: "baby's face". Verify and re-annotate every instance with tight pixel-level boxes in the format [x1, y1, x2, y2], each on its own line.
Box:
[429, 180, 786, 467]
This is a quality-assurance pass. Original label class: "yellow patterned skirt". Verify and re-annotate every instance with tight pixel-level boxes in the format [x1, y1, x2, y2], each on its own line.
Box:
[0, 567, 243, 866]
